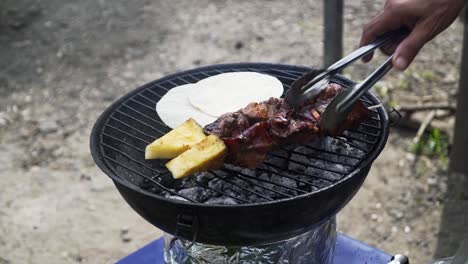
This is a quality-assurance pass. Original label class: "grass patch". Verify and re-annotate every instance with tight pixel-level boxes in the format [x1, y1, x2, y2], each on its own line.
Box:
[411, 128, 449, 169]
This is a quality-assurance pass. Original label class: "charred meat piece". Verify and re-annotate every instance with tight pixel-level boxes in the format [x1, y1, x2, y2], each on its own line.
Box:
[204, 83, 370, 168]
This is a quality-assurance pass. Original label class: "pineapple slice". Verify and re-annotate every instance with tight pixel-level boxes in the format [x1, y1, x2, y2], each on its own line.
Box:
[166, 135, 227, 179]
[145, 118, 206, 159]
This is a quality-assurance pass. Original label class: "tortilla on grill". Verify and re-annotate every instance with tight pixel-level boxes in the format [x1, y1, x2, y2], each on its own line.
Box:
[156, 84, 216, 129]
[189, 72, 284, 117]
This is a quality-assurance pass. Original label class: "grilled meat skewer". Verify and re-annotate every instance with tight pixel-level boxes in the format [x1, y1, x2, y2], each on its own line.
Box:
[204, 83, 370, 168]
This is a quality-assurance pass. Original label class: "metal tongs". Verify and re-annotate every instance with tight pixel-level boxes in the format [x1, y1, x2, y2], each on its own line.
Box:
[284, 29, 407, 131]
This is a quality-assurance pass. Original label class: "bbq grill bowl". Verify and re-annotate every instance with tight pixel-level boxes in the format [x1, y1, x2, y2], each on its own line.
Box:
[90, 63, 389, 246]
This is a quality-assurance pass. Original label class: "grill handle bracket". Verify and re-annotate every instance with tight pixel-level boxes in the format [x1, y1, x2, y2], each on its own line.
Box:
[175, 211, 199, 249]
[388, 254, 409, 264]
[389, 107, 402, 127]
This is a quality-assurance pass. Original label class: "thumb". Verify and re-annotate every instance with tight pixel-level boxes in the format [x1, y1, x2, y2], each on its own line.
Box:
[393, 24, 429, 71]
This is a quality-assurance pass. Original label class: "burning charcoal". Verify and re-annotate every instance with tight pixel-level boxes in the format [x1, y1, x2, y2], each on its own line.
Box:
[258, 172, 271, 181]
[271, 174, 297, 189]
[330, 163, 346, 173]
[324, 170, 344, 181]
[307, 159, 347, 175]
[303, 167, 320, 177]
[264, 155, 288, 169]
[260, 163, 281, 175]
[297, 181, 311, 191]
[223, 188, 241, 198]
[280, 177, 298, 189]
[178, 187, 210, 202]
[157, 172, 177, 188]
[265, 149, 290, 169]
[208, 179, 225, 190]
[329, 138, 365, 159]
[254, 173, 273, 189]
[288, 154, 309, 172]
[238, 167, 256, 177]
[173, 177, 196, 191]
[292, 175, 318, 192]
[205, 197, 238, 205]
[293, 146, 312, 155]
[167, 195, 189, 202]
[234, 178, 249, 188]
[252, 185, 273, 198]
[248, 194, 267, 203]
[337, 156, 358, 166]
[289, 153, 309, 164]
[221, 197, 238, 205]
[194, 172, 214, 185]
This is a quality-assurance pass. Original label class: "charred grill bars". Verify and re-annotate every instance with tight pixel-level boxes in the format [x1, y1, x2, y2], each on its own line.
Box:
[90, 63, 389, 245]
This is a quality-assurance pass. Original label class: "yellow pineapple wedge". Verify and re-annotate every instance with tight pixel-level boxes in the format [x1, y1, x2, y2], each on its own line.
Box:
[166, 135, 227, 179]
[145, 118, 206, 159]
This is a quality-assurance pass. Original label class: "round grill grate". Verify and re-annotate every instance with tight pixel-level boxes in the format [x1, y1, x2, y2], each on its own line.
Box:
[92, 63, 386, 206]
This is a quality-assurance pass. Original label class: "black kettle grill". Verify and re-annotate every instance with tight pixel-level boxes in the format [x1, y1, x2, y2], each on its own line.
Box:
[90, 63, 390, 246]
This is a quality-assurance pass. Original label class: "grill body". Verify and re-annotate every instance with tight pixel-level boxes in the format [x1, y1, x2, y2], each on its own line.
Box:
[114, 165, 370, 246]
[90, 63, 389, 246]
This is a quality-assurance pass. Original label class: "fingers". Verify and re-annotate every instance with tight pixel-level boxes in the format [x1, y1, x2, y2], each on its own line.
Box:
[393, 23, 429, 70]
[360, 6, 405, 62]
[381, 41, 399, 56]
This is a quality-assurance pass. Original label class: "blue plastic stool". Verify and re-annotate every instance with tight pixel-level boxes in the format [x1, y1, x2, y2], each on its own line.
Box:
[117, 232, 392, 264]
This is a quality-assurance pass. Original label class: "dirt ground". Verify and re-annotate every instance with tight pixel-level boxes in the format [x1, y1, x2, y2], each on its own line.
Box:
[0, 0, 466, 263]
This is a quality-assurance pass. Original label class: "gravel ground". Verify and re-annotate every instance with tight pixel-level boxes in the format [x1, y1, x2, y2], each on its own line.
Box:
[0, 0, 466, 263]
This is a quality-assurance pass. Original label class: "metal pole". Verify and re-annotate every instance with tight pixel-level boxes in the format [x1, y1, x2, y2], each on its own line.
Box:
[324, 0, 344, 68]
[450, 8, 468, 175]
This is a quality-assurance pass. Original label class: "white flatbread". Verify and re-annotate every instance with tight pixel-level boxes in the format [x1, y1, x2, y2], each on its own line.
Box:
[189, 72, 284, 117]
[156, 84, 216, 129]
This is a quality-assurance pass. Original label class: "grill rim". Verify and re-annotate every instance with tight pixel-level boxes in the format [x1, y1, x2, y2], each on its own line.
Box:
[90, 62, 389, 208]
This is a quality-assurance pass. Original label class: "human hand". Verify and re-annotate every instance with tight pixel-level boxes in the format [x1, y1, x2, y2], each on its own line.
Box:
[360, 0, 467, 71]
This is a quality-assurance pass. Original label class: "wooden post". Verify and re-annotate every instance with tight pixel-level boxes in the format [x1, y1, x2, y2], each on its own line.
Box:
[324, 0, 344, 68]
[450, 8, 468, 175]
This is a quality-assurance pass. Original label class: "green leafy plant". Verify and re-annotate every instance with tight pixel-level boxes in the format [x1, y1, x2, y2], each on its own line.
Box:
[421, 70, 436, 81]
[411, 128, 449, 168]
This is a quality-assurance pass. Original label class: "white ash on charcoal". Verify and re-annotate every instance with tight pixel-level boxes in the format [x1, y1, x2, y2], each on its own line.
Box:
[166, 195, 189, 202]
[178, 187, 212, 202]
[309, 137, 366, 160]
[263, 149, 290, 169]
[205, 197, 238, 205]
[343, 128, 378, 144]
[286, 144, 353, 185]
[270, 174, 298, 189]
[283, 172, 322, 192]
[346, 138, 371, 152]
[257, 173, 275, 190]
[195, 172, 215, 185]
[303, 167, 344, 182]
[287, 157, 308, 172]
[130, 137, 367, 204]
[208, 178, 225, 190]
[292, 145, 359, 168]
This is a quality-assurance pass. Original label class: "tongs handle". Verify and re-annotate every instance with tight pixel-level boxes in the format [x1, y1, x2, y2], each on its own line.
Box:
[319, 29, 408, 131]
[327, 29, 404, 74]
[337, 55, 394, 113]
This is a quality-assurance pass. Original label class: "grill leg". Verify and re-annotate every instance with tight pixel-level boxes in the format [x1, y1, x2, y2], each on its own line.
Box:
[323, 0, 344, 68]
[450, 8, 468, 175]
